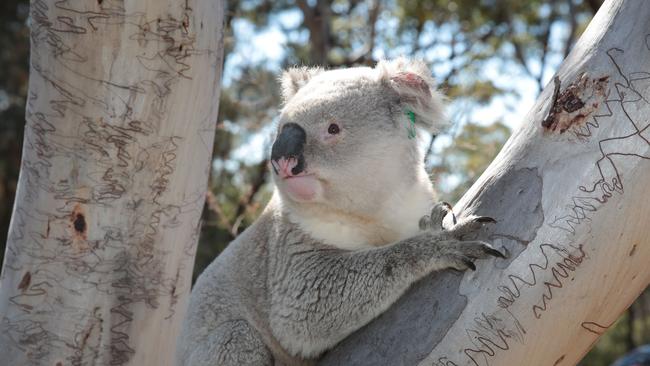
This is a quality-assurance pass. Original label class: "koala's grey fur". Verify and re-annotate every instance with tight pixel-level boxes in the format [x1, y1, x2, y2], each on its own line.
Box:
[176, 58, 503, 366]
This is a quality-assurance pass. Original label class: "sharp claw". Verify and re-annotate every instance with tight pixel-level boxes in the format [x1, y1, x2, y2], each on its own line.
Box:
[463, 259, 476, 271]
[486, 247, 506, 258]
[476, 216, 497, 223]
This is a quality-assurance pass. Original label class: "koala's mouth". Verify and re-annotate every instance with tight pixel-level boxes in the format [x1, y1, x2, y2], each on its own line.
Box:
[271, 157, 320, 201]
[283, 174, 319, 201]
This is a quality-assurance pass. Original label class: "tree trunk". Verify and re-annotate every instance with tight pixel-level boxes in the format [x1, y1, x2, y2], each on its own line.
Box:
[320, 0, 650, 365]
[0, 1, 224, 365]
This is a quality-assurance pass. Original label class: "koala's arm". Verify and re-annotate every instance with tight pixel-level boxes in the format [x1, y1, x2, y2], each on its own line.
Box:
[269, 204, 503, 358]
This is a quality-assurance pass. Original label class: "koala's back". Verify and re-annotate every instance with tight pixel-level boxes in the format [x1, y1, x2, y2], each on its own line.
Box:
[177, 210, 279, 365]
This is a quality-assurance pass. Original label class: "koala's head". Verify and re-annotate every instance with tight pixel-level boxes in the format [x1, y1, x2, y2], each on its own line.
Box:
[271, 58, 446, 218]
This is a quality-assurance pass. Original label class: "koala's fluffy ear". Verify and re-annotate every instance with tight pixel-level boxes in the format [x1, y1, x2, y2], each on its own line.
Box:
[280, 66, 323, 102]
[377, 58, 448, 133]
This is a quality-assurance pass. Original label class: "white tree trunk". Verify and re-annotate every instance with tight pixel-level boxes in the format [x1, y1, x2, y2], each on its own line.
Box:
[321, 0, 650, 365]
[0, 1, 224, 365]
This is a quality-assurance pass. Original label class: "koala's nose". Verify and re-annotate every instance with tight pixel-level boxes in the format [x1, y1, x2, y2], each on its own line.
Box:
[271, 123, 307, 176]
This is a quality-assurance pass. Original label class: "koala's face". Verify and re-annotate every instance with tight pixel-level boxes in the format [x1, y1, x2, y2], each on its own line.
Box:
[270, 59, 446, 215]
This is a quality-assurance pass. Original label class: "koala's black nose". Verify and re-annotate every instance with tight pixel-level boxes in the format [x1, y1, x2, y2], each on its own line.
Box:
[271, 123, 307, 175]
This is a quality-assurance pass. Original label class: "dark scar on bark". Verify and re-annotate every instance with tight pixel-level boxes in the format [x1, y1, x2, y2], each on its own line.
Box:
[73, 213, 86, 233]
[542, 74, 609, 133]
[71, 204, 88, 240]
[18, 271, 31, 291]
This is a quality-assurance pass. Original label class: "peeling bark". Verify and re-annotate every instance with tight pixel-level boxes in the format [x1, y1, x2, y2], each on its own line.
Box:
[321, 0, 650, 365]
[0, 1, 225, 365]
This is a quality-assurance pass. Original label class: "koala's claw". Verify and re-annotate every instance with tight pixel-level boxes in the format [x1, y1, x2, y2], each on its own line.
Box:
[421, 205, 505, 269]
[485, 246, 506, 258]
[447, 204, 458, 225]
[475, 216, 497, 223]
[443, 240, 504, 272]
[462, 258, 476, 271]
[459, 240, 503, 259]
[447, 215, 496, 238]
[444, 254, 476, 272]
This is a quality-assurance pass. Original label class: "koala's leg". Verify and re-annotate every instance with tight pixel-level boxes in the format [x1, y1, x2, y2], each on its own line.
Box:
[269, 207, 504, 358]
[186, 319, 273, 366]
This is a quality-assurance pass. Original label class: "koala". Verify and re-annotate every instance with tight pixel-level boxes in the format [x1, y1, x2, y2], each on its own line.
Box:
[176, 58, 504, 366]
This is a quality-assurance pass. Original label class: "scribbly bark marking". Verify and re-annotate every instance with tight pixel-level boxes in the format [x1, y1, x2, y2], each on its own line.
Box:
[542, 73, 609, 133]
[432, 38, 650, 366]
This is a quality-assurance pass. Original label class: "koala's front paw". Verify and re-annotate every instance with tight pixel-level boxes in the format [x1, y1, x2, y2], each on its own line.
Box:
[439, 239, 505, 271]
[421, 203, 505, 271]
[418, 201, 455, 233]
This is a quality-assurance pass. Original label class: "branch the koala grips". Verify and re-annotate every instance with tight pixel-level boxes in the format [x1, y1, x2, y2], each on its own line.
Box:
[405, 109, 417, 139]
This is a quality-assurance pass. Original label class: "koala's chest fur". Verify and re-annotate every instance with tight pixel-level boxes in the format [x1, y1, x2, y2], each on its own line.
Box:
[285, 182, 435, 249]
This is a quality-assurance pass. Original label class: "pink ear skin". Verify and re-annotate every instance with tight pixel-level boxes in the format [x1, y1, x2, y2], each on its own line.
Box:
[390, 72, 432, 98]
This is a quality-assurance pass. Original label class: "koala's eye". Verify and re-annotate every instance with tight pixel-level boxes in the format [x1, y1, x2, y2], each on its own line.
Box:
[327, 123, 340, 135]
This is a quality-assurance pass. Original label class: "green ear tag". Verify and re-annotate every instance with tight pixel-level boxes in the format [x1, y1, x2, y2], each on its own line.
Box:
[405, 110, 417, 139]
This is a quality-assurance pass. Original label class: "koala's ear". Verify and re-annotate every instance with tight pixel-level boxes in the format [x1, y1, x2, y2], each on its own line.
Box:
[280, 66, 323, 102]
[377, 58, 448, 133]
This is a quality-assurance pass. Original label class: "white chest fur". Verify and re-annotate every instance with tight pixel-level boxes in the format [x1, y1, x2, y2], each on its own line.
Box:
[285, 184, 435, 250]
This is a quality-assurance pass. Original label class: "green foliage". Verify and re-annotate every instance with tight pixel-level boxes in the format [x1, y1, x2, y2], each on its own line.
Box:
[432, 121, 510, 203]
